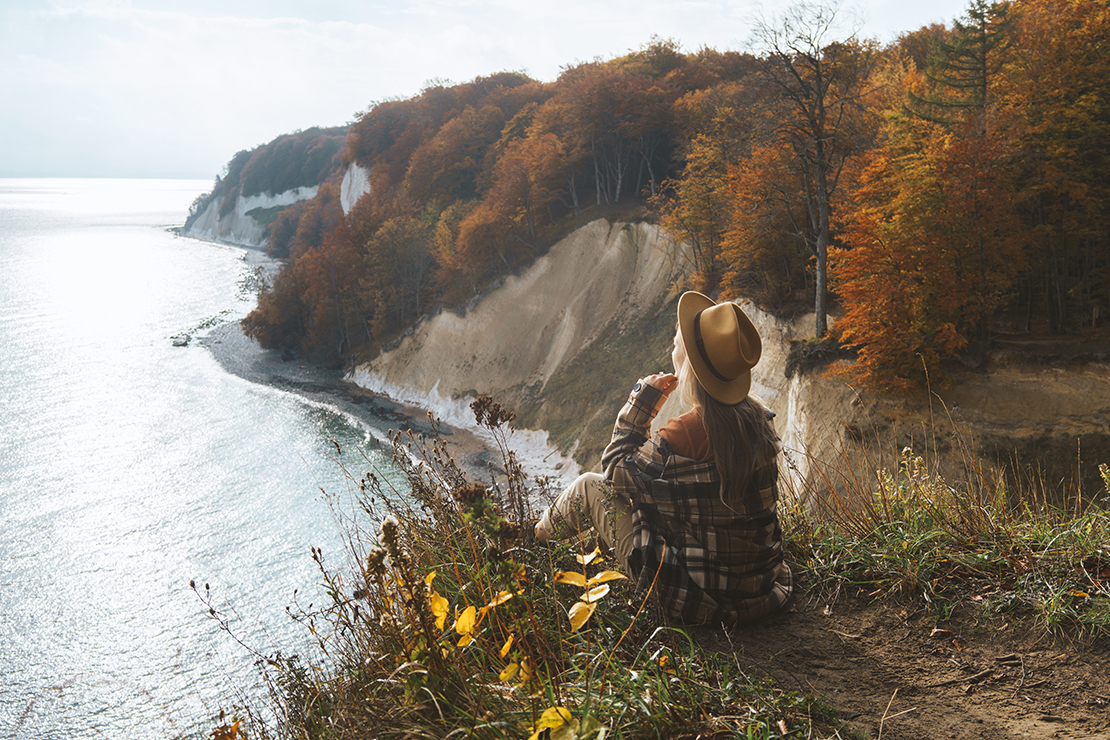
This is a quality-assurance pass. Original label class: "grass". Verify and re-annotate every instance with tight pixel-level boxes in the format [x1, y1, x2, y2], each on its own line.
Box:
[200, 399, 1110, 740]
[784, 446, 1110, 636]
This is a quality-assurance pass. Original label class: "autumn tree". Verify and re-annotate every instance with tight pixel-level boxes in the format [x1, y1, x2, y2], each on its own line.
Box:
[655, 80, 754, 291]
[530, 96, 591, 215]
[295, 221, 370, 359]
[361, 214, 435, 341]
[832, 61, 1026, 390]
[1004, 0, 1110, 333]
[243, 185, 367, 362]
[553, 64, 678, 205]
[403, 105, 507, 204]
[747, 0, 880, 336]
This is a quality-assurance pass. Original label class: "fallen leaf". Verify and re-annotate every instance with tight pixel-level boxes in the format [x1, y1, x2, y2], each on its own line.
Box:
[527, 707, 573, 740]
[430, 591, 449, 630]
[455, 605, 476, 646]
[930, 628, 953, 639]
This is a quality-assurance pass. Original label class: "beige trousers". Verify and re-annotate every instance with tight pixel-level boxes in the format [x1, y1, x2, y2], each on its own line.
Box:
[538, 472, 635, 566]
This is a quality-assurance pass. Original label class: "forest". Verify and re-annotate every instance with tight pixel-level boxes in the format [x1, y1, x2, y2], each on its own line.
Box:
[235, 0, 1108, 392]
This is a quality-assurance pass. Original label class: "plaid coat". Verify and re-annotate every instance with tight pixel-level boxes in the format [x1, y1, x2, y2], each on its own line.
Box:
[601, 384, 792, 625]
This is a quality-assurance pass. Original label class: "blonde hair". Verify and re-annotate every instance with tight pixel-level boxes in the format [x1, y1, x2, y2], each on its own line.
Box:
[675, 342, 779, 509]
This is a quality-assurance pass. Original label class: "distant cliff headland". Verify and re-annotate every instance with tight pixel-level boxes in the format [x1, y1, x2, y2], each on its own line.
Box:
[183, 6, 1110, 494]
[183, 126, 348, 248]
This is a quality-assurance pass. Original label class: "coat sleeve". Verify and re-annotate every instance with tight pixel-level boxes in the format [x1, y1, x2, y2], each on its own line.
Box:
[601, 384, 665, 481]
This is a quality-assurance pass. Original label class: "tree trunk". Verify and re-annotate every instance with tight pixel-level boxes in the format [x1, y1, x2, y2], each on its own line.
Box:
[814, 139, 830, 338]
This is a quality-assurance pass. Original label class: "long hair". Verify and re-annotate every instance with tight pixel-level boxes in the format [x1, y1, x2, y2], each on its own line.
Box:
[676, 355, 779, 505]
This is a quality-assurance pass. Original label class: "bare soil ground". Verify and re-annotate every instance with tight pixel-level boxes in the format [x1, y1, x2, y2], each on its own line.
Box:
[698, 593, 1110, 739]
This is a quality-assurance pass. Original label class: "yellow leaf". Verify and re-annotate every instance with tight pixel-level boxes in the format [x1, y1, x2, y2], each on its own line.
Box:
[1071, 590, 1090, 598]
[583, 584, 611, 603]
[499, 662, 519, 681]
[455, 605, 476, 636]
[424, 571, 437, 586]
[430, 591, 449, 631]
[528, 706, 573, 739]
[486, 590, 513, 608]
[586, 570, 627, 586]
[458, 633, 473, 648]
[568, 600, 596, 631]
[554, 571, 587, 587]
[576, 547, 601, 565]
[518, 657, 533, 683]
[500, 633, 514, 658]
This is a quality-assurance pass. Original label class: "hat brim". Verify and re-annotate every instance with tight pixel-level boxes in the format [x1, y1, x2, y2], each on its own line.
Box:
[677, 291, 754, 406]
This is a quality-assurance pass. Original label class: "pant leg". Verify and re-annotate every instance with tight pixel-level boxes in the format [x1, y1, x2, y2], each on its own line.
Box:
[539, 472, 635, 567]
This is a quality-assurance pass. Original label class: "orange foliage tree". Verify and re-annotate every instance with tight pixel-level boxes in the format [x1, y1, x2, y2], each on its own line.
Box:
[832, 73, 1026, 390]
[1004, 0, 1110, 333]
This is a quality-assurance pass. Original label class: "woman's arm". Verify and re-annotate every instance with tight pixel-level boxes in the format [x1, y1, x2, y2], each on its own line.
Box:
[600, 374, 676, 479]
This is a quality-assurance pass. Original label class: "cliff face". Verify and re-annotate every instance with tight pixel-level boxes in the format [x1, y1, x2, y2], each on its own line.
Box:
[348, 219, 685, 482]
[185, 185, 319, 247]
[183, 162, 372, 248]
[340, 162, 371, 214]
[348, 219, 1110, 498]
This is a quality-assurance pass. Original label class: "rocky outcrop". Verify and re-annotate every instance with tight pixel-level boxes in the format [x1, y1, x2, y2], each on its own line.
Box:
[185, 185, 318, 248]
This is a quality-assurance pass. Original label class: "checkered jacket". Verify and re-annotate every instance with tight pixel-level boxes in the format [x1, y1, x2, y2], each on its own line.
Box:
[601, 384, 792, 625]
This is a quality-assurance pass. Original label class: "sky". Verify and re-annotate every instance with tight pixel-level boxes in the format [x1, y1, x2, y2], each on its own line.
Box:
[1, 0, 973, 180]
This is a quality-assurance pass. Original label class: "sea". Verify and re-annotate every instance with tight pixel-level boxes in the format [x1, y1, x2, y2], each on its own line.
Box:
[0, 178, 404, 739]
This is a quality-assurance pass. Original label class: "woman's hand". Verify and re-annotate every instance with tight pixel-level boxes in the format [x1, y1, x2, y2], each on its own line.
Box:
[642, 373, 678, 394]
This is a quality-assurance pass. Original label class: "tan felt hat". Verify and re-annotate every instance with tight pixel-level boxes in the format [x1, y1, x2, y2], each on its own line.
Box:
[677, 291, 762, 405]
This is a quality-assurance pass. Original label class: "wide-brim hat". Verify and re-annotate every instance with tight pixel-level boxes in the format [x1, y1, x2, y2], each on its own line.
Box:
[677, 291, 762, 405]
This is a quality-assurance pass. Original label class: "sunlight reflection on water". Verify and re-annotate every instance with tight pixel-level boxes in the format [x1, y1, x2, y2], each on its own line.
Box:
[0, 179, 401, 739]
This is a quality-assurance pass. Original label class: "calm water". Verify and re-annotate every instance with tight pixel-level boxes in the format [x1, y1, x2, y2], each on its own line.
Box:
[0, 179, 400, 739]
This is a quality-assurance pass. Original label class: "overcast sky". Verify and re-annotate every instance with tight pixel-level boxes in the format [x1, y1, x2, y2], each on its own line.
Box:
[1, 0, 972, 180]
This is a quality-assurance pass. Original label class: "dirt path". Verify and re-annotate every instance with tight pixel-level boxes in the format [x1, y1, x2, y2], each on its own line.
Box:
[701, 594, 1110, 739]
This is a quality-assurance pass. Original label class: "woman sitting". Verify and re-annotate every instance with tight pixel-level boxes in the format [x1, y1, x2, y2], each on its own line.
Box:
[535, 291, 792, 624]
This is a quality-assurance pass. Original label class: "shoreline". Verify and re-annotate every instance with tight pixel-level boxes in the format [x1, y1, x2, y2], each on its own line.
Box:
[190, 237, 578, 491]
[192, 237, 501, 481]
[200, 321, 499, 480]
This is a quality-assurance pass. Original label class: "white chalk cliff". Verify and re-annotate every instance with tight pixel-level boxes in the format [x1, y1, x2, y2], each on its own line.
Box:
[185, 162, 372, 247]
[341, 162, 371, 215]
[185, 185, 319, 248]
